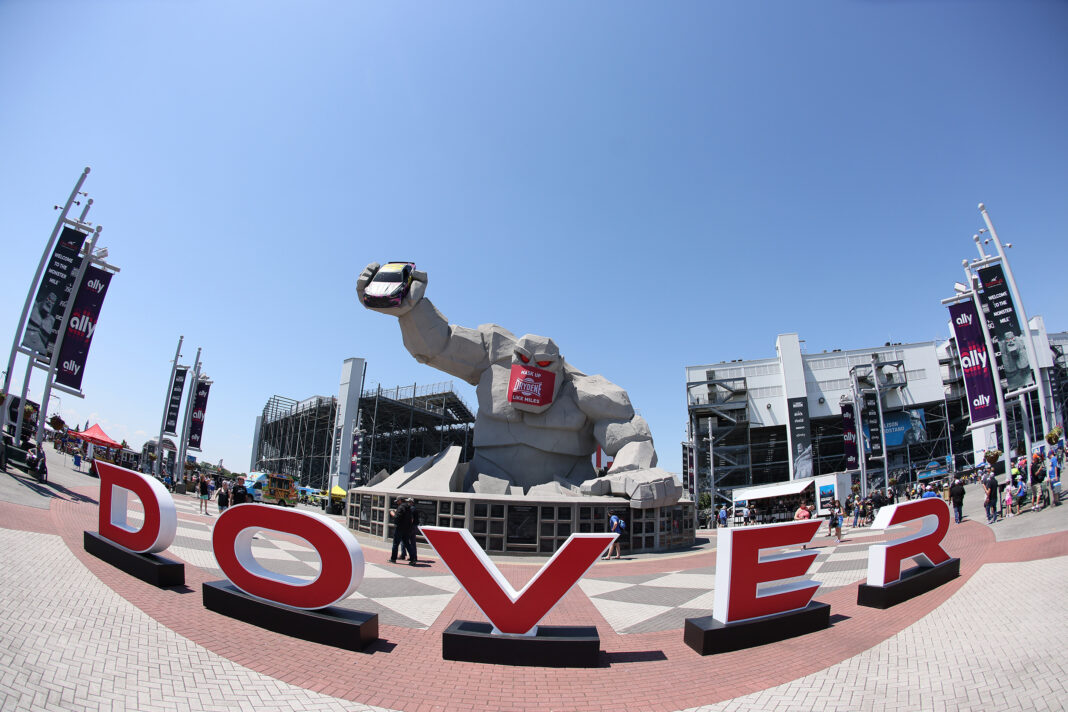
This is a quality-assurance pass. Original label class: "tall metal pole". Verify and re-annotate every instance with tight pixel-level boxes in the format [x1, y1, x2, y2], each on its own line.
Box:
[35, 226, 101, 447]
[871, 355, 889, 494]
[850, 371, 869, 499]
[978, 203, 1050, 436]
[1, 168, 91, 437]
[13, 358, 34, 445]
[175, 349, 202, 484]
[156, 336, 184, 477]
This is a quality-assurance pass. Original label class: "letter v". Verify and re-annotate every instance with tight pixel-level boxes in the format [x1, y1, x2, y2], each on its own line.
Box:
[421, 527, 616, 635]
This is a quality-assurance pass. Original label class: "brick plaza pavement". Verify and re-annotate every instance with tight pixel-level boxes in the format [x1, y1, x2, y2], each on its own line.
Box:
[2, 457, 1067, 711]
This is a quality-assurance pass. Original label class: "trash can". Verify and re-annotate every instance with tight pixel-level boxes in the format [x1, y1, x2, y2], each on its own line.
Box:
[73, 453, 82, 468]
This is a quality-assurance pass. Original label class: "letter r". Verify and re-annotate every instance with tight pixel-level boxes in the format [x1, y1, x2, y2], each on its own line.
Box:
[866, 498, 951, 587]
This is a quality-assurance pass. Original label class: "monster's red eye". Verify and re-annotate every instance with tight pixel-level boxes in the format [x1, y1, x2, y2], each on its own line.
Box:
[518, 353, 530, 364]
[536, 360, 552, 367]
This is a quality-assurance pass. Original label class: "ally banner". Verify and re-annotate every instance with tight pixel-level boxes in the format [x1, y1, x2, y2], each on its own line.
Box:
[55, 266, 112, 390]
[21, 227, 89, 360]
[977, 264, 1034, 393]
[842, 402, 859, 470]
[186, 381, 211, 451]
[164, 367, 188, 436]
[948, 300, 999, 423]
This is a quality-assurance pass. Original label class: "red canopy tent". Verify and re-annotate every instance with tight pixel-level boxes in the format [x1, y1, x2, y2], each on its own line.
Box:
[70, 424, 122, 450]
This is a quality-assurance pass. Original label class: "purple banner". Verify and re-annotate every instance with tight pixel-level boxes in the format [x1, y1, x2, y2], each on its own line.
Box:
[186, 381, 211, 451]
[55, 266, 112, 390]
[22, 227, 89, 360]
[949, 301, 999, 423]
[842, 402, 859, 470]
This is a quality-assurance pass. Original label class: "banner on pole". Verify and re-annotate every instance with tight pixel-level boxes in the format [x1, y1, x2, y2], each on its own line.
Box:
[55, 266, 112, 390]
[862, 392, 883, 458]
[977, 264, 1034, 392]
[164, 367, 189, 436]
[948, 301, 999, 424]
[21, 227, 89, 360]
[787, 397, 813, 480]
[842, 403, 859, 470]
[187, 381, 211, 451]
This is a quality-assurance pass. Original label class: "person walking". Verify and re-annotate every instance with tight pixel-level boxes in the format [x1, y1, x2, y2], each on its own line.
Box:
[216, 481, 230, 514]
[795, 502, 812, 549]
[404, 498, 421, 566]
[389, 498, 414, 564]
[605, 510, 625, 559]
[1049, 449, 1061, 505]
[828, 500, 843, 543]
[948, 478, 966, 523]
[1030, 454, 1051, 511]
[718, 506, 728, 529]
[197, 474, 211, 515]
[983, 469, 999, 523]
[230, 476, 248, 505]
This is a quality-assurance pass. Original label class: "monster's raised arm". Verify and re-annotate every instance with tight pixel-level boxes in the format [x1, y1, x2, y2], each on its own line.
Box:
[357, 263, 491, 385]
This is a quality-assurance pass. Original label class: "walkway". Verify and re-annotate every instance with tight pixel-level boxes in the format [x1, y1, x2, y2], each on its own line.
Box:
[2, 457, 1066, 711]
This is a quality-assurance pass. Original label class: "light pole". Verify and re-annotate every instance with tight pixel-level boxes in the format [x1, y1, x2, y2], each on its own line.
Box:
[977, 204, 1050, 438]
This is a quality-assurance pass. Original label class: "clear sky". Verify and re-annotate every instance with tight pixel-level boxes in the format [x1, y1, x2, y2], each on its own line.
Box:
[1, 1, 1065, 476]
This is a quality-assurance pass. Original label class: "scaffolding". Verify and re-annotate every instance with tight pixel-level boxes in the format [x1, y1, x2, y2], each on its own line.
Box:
[353, 381, 475, 485]
[253, 381, 476, 491]
[256, 395, 338, 491]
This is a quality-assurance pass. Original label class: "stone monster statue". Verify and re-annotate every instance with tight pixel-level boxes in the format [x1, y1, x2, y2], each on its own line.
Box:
[357, 263, 682, 508]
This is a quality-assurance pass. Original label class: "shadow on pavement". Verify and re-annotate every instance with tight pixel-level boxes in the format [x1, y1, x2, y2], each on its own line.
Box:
[603, 649, 668, 665]
[4, 467, 98, 505]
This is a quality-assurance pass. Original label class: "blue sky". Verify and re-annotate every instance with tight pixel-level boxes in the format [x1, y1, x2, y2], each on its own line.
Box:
[1, 1, 1065, 475]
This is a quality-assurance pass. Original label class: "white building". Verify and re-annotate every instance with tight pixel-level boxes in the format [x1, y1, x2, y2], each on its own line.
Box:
[685, 324, 1067, 506]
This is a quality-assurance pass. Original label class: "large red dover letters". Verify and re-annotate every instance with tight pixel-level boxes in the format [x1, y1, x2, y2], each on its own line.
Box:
[866, 498, 952, 587]
[712, 520, 821, 623]
[97, 461, 177, 554]
[212, 505, 365, 609]
[422, 526, 614, 635]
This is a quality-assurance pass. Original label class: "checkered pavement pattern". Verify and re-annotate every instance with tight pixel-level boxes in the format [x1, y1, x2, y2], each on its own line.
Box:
[133, 497, 461, 629]
[581, 525, 897, 634]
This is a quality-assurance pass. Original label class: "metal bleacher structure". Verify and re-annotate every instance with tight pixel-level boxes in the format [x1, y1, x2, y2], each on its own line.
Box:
[254, 381, 475, 492]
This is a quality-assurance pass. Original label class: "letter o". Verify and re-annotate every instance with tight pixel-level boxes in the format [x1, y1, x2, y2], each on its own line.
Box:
[212, 505, 364, 610]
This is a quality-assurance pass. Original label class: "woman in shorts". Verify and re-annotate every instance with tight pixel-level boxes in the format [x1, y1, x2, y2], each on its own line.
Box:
[198, 474, 211, 515]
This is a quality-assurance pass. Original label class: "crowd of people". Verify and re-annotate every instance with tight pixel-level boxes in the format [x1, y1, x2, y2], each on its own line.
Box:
[703, 446, 1063, 540]
[980, 448, 1061, 523]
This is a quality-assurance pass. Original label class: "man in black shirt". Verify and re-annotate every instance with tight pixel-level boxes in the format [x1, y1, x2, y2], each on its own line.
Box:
[389, 498, 413, 563]
[230, 476, 248, 505]
[983, 471, 999, 523]
[948, 478, 966, 524]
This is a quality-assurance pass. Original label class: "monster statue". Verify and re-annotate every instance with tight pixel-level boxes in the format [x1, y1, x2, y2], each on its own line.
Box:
[357, 263, 682, 508]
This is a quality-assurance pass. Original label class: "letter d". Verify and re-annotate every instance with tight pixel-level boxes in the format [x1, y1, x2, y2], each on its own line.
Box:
[97, 461, 177, 553]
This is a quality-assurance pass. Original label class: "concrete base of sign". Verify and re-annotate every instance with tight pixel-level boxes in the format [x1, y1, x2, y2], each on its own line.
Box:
[683, 601, 831, 655]
[201, 580, 378, 651]
[857, 558, 960, 609]
[83, 531, 185, 588]
[442, 620, 600, 667]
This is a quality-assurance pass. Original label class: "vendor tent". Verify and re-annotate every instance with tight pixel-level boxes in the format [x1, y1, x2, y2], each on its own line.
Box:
[70, 424, 122, 449]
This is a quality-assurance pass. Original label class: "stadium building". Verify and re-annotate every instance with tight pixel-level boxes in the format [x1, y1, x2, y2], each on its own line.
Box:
[685, 323, 1068, 508]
